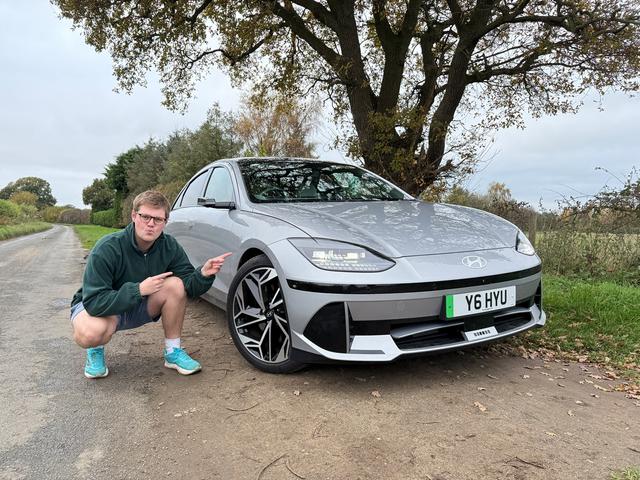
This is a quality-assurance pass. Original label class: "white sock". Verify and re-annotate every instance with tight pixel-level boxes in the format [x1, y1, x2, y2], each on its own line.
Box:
[165, 338, 181, 354]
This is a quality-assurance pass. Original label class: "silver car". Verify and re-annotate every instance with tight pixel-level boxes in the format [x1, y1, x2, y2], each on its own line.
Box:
[165, 158, 545, 373]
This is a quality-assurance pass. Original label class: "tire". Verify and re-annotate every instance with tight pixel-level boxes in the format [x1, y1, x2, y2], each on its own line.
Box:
[226, 254, 304, 373]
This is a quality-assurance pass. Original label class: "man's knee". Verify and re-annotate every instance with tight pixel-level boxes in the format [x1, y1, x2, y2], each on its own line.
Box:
[164, 276, 186, 300]
[73, 316, 114, 347]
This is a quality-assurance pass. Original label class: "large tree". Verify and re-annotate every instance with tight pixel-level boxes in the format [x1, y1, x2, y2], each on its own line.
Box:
[82, 178, 115, 212]
[0, 176, 56, 208]
[55, 0, 640, 195]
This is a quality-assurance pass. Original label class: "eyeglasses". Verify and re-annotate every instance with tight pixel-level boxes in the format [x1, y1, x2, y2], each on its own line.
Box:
[136, 212, 167, 225]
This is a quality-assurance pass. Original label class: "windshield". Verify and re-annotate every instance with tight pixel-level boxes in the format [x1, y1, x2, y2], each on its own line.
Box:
[239, 160, 408, 203]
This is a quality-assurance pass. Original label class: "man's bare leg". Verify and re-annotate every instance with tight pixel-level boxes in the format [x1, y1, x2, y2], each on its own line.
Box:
[72, 311, 118, 378]
[146, 276, 201, 375]
[72, 311, 119, 348]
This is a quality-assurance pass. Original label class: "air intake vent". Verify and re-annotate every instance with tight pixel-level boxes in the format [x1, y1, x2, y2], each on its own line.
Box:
[303, 303, 348, 353]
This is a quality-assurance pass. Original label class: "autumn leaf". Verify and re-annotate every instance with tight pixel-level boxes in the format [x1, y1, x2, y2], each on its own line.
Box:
[474, 401, 487, 412]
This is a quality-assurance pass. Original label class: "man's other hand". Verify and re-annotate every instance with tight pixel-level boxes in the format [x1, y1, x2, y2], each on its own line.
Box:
[201, 252, 232, 277]
[139, 272, 173, 296]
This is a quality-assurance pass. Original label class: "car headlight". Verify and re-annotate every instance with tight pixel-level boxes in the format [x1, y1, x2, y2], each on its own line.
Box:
[516, 230, 536, 256]
[288, 238, 395, 272]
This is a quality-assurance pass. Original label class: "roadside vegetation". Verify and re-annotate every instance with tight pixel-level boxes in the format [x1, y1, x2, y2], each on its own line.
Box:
[611, 466, 640, 480]
[0, 222, 52, 241]
[73, 224, 120, 250]
[438, 173, 639, 378]
[0, 178, 90, 242]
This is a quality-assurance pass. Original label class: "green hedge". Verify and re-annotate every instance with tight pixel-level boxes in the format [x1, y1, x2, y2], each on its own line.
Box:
[92, 209, 119, 228]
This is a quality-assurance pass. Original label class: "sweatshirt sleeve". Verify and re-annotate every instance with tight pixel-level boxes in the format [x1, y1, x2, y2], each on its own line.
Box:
[169, 243, 214, 298]
[82, 251, 143, 317]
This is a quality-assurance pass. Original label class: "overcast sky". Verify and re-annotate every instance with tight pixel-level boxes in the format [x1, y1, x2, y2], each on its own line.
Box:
[1, 2, 638, 210]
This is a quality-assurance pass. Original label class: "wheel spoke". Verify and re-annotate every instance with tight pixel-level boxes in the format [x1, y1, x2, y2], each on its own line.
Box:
[245, 273, 265, 310]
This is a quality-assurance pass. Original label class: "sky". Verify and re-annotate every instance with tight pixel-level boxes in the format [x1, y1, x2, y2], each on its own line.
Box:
[1, 2, 638, 210]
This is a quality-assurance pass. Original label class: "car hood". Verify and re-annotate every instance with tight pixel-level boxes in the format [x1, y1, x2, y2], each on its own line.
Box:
[251, 201, 517, 258]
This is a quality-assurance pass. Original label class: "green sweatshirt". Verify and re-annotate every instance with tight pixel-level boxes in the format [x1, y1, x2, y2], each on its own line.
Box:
[72, 223, 214, 317]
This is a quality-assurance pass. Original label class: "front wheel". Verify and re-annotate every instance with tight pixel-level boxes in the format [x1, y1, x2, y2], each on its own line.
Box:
[226, 254, 304, 373]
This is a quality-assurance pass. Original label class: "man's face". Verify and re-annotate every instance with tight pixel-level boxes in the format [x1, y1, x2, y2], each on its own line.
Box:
[131, 205, 167, 245]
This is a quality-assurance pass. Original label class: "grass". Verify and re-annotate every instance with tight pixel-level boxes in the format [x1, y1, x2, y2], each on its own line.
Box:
[611, 467, 640, 480]
[520, 274, 640, 369]
[535, 230, 640, 285]
[0, 222, 52, 241]
[73, 224, 120, 250]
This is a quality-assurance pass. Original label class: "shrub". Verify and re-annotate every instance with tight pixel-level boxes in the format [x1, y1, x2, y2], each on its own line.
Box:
[42, 206, 66, 223]
[9, 191, 38, 206]
[92, 209, 119, 227]
[0, 199, 22, 224]
[18, 204, 39, 221]
[58, 208, 91, 224]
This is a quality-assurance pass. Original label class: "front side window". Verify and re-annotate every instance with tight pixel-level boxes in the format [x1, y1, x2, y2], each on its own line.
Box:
[239, 160, 407, 203]
[204, 167, 234, 203]
[180, 170, 210, 207]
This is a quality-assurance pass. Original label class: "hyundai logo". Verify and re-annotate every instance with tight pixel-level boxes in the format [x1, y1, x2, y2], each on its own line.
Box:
[462, 255, 487, 269]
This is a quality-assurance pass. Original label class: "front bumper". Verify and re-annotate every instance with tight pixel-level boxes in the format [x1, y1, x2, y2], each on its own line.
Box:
[267, 241, 545, 363]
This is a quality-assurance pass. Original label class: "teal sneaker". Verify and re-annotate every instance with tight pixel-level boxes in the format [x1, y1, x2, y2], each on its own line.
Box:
[85, 347, 108, 379]
[164, 348, 201, 375]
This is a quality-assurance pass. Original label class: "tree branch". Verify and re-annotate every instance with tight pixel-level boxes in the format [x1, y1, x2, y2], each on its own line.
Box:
[269, 1, 343, 73]
[291, 0, 339, 31]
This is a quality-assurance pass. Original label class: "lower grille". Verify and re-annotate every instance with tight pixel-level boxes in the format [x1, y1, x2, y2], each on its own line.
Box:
[392, 307, 533, 350]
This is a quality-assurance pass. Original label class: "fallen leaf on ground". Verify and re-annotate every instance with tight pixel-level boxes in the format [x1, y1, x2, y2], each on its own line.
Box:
[474, 401, 487, 412]
[487, 374, 498, 379]
[593, 385, 610, 392]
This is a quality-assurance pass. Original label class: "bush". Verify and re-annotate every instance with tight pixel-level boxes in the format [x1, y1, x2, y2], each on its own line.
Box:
[92, 209, 119, 227]
[0, 199, 22, 224]
[58, 208, 91, 224]
[18, 204, 39, 221]
[42, 206, 66, 223]
[9, 191, 38, 206]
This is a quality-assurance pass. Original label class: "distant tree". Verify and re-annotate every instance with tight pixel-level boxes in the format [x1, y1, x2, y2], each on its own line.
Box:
[9, 191, 38, 206]
[125, 139, 167, 195]
[54, 0, 640, 196]
[82, 178, 115, 212]
[236, 95, 319, 157]
[0, 177, 56, 208]
[487, 182, 513, 204]
[160, 105, 242, 185]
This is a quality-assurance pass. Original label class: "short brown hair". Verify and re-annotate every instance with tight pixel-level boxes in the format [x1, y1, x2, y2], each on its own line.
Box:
[132, 191, 171, 219]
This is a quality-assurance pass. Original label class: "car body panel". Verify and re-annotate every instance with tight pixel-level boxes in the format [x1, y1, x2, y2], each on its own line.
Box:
[250, 201, 516, 257]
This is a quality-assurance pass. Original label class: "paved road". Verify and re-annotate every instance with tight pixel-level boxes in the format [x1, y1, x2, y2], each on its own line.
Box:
[1, 226, 639, 480]
[0, 226, 158, 479]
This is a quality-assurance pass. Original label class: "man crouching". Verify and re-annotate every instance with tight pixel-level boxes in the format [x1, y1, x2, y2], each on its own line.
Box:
[70, 190, 231, 378]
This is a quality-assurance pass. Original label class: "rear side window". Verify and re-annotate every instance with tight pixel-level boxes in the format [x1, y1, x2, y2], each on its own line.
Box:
[204, 167, 234, 203]
[180, 170, 210, 207]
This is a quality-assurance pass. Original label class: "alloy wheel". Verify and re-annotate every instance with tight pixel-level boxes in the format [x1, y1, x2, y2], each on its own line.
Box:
[231, 266, 290, 363]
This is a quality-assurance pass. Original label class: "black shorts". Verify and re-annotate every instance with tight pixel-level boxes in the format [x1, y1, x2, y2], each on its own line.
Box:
[70, 300, 161, 331]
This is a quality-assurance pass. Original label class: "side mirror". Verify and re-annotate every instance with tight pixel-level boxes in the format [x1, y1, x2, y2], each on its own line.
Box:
[197, 197, 236, 210]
